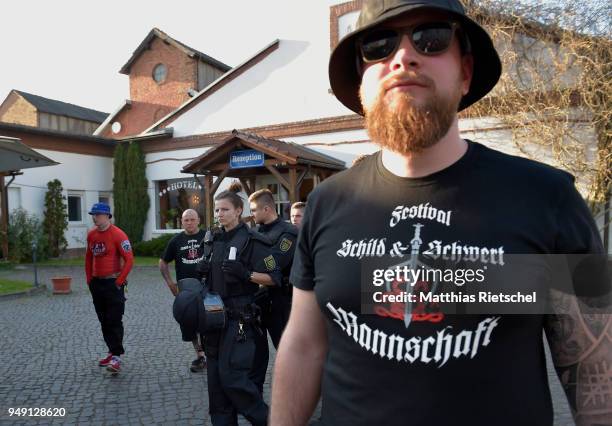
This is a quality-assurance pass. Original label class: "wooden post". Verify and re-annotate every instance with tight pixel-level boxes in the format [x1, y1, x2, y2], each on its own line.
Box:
[288, 168, 297, 204]
[204, 175, 214, 227]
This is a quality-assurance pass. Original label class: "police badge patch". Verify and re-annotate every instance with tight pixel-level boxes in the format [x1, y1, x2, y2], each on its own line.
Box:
[279, 238, 292, 252]
[264, 255, 276, 271]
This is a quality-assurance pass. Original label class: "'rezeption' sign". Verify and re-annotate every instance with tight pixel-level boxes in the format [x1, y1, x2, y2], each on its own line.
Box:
[229, 150, 264, 169]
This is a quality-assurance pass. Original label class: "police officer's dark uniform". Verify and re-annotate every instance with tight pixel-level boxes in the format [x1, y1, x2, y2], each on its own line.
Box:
[256, 217, 298, 349]
[197, 221, 280, 426]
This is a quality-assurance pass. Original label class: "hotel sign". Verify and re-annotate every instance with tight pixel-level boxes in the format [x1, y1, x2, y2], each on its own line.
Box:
[158, 179, 202, 197]
[229, 149, 264, 169]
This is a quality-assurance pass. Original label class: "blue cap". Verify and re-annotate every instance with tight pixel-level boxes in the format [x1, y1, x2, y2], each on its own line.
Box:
[89, 202, 112, 218]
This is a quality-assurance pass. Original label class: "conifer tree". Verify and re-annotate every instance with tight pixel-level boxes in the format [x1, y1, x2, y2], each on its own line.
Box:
[42, 179, 68, 257]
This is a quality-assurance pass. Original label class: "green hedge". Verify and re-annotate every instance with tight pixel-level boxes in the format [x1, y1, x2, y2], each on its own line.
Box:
[0, 208, 49, 262]
[132, 234, 176, 257]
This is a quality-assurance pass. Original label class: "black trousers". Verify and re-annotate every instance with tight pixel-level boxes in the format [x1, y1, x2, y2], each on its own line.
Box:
[263, 286, 292, 349]
[205, 317, 269, 426]
[89, 277, 125, 356]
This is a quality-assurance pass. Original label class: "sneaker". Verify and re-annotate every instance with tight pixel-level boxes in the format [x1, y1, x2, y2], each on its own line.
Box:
[98, 353, 113, 367]
[190, 356, 206, 372]
[106, 356, 121, 373]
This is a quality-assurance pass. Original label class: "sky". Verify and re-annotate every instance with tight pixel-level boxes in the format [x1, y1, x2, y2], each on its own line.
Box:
[1, 0, 340, 114]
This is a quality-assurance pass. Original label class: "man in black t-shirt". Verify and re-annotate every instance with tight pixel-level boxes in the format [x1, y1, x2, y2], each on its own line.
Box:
[159, 209, 207, 372]
[270, 1, 611, 425]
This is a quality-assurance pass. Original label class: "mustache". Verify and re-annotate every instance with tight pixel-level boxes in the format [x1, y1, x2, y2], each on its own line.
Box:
[381, 72, 434, 92]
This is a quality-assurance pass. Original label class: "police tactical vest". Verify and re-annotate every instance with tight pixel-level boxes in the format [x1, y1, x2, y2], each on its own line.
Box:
[207, 224, 266, 298]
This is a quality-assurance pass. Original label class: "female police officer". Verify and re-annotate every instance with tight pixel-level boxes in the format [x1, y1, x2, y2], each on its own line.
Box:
[196, 185, 280, 426]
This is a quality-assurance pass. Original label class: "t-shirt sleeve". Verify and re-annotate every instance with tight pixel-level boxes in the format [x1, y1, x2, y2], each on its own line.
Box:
[161, 235, 177, 263]
[289, 201, 315, 291]
[114, 228, 134, 285]
[554, 176, 609, 299]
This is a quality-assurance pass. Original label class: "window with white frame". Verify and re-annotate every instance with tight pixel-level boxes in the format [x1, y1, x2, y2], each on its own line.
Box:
[67, 193, 84, 222]
[266, 183, 290, 219]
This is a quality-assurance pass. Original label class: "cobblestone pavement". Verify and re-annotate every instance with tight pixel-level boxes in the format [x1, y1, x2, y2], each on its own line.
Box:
[0, 266, 573, 425]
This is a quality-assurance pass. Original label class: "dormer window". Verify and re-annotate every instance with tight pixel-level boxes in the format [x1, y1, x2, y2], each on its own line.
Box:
[152, 63, 167, 84]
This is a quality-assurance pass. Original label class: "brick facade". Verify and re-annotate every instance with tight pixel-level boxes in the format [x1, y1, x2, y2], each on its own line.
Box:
[0, 91, 37, 127]
[102, 36, 210, 138]
[101, 101, 175, 138]
[155, 41, 279, 131]
[129, 37, 197, 107]
[329, 0, 362, 50]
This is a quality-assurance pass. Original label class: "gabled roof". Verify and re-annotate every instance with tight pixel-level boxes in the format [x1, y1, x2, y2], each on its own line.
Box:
[143, 39, 280, 134]
[119, 28, 231, 75]
[14, 90, 109, 123]
[0, 122, 116, 146]
[183, 129, 346, 175]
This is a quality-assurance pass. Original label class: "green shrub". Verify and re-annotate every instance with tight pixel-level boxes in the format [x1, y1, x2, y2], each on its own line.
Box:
[1, 208, 49, 262]
[42, 179, 68, 257]
[133, 233, 176, 257]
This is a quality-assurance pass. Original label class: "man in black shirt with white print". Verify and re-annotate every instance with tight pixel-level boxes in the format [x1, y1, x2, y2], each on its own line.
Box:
[160, 208, 207, 372]
[271, 1, 611, 425]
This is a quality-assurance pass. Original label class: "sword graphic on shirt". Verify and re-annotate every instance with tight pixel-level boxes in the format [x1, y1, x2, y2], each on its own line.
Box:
[180, 239, 204, 265]
[336, 203, 507, 328]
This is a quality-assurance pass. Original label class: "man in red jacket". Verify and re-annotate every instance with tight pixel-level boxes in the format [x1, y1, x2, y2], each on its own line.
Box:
[85, 203, 134, 374]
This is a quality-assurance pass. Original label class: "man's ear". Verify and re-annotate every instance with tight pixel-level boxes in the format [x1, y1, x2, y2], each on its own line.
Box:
[461, 53, 474, 96]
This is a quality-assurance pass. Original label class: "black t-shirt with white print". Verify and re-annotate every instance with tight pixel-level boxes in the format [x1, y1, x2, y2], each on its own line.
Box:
[290, 140, 603, 426]
[162, 229, 206, 281]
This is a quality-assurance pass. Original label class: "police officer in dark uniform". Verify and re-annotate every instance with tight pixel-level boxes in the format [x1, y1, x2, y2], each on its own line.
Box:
[195, 187, 281, 426]
[248, 189, 298, 349]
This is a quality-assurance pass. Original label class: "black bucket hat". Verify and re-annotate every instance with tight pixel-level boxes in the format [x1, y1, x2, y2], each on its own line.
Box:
[329, 0, 502, 115]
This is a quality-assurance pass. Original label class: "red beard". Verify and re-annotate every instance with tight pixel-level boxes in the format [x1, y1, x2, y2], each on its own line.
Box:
[362, 75, 462, 155]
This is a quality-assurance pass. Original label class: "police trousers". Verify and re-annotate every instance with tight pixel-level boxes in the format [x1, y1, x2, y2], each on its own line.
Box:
[263, 286, 292, 349]
[89, 277, 125, 356]
[205, 307, 269, 426]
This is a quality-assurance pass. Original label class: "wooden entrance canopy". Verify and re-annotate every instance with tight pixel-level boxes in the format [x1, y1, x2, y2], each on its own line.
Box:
[182, 129, 345, 226]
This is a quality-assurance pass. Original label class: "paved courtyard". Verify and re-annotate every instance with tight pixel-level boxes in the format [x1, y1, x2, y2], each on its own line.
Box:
[0, 266, 574, 425]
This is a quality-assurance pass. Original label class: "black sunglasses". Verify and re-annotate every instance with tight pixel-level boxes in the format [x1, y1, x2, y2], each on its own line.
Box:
[358, 21, 462, 63]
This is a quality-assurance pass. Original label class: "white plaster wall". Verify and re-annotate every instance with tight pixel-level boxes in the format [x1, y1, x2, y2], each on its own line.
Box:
[170, 36, 355, 137]
[165, 1, 360, 137]
[170, 39, 350, 137]
[281, 129, 371, 166]
[7, 150, 113, 249]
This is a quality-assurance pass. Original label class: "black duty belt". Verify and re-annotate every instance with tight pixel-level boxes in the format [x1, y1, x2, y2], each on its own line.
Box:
[227, 304, 260, 323]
